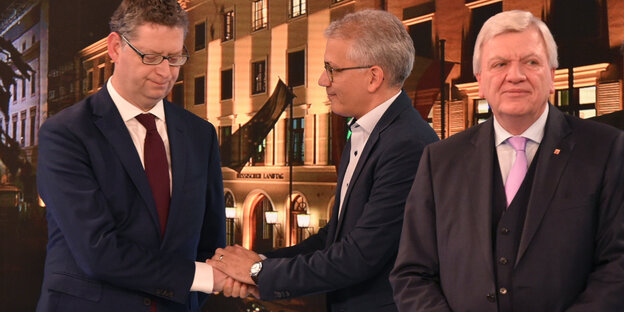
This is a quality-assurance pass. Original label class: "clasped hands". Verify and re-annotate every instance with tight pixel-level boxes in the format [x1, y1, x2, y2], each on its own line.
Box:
[208, 245, 262, 299]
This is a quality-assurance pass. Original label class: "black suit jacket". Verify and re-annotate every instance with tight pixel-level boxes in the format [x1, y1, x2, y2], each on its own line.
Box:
[36, 86, 226, 312]
[258, 91, 439, 311]
[390, 105, 624, 311]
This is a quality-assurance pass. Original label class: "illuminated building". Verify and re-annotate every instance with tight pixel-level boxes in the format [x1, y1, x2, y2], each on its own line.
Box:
[74, 0, 624, 256]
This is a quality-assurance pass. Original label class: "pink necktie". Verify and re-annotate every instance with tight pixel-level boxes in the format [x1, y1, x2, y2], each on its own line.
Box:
[505, 136, 528, 207]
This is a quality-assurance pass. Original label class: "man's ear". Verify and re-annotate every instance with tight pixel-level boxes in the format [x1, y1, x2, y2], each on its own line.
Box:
[107, 32, 122, 62]
[367, 65, 384, 93]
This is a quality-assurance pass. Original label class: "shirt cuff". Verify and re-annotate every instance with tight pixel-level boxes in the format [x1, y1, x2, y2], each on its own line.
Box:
[190, 261, 214, 293]
[259, 254, 267, 260]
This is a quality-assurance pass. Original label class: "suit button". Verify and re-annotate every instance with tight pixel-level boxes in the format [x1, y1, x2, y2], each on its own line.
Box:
[499, 288, 508, 295]
[498, 257, 508, 265]
[143, 298, 151, 306]
[501, 227, 510, 234]
[486, 293, 496, 302]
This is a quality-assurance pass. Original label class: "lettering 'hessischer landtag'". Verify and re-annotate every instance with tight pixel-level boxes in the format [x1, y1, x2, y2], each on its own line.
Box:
[236, 173, 285, 180]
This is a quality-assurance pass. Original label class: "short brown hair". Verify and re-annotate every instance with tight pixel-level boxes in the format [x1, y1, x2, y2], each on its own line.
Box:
[109, 0, 189, 38]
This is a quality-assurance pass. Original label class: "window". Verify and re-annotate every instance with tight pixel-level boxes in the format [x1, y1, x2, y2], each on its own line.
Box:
[87, 71, 94, 91]
[11, 85, 15, 102]
[20, 111, 26, 146]
[171, 82, 184, 107]
[31, 74, 36, 95]
[290, 0, 306, 18]
[98, 66, 105, 88]
[29, 108, 36, 146]
[194, 76, 205, 105]
[225, 192, 236, 246]
[195, 22, 206, 51]
[251, 138, 266, 166]
[12, 114, 17, 138]
[224, 10, 235, 41]
[290, 195, 308, 244]
[252, 60, 266, 94]
[409, 20, 433, 58]
[221, 69, 233, 100]
[460, 1, 502, 81]
[286, 117, 304, 165]
[473, 99, 491, 124]
[219, 126, 232, 165]
[252, 0, 268, 31]
[555, 86, 596, 119]
[21, 78, 26, 99]
[288, 50, 305, 87]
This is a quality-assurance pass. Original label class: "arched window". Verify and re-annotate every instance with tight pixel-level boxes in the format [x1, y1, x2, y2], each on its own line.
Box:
[290, 195, 308, 244]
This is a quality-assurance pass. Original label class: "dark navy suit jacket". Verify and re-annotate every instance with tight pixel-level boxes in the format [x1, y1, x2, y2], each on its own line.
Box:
[257, 91, 439, 312]
[36, 86, 225, 312]
[391, 105, 624, 311]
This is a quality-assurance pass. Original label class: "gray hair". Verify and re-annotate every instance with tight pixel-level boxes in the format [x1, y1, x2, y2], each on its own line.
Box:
[473, 10, 558, 75]
[325, 9, 415, 87]
[109, 0, 189, 39]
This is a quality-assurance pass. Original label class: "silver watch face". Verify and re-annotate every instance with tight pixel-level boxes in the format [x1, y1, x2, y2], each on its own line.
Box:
[250, 262, 262, 276]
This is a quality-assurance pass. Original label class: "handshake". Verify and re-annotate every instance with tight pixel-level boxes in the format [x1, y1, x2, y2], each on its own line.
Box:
[207, 245, 263, 299]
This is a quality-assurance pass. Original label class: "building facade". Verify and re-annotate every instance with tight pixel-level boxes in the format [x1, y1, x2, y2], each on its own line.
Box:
[0, 0, 48, 168]
[10, 0, 623, 261]
[173, 0, 624, 255]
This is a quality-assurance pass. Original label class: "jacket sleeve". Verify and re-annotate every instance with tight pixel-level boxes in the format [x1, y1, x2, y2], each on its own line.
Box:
[389, 146, 452, 312]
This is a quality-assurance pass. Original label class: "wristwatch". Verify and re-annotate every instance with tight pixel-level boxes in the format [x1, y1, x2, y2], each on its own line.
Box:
[250, 261, 263, 284]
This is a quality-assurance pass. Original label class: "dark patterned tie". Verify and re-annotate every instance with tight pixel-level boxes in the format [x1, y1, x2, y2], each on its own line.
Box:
[135, 113, 170, 238]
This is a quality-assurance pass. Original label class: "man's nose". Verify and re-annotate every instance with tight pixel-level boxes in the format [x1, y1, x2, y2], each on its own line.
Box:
[318, 70, 331, 87]
[154, 60, 172, 78]
[506, 62, 526, 82]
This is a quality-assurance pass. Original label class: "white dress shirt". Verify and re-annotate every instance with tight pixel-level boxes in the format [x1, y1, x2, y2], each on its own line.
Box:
[338, 90, 401, 217]
[107, 79, 214, 293]
[493, 104, 549, 185]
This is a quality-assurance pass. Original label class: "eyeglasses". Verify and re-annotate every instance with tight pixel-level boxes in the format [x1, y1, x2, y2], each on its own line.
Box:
[324, 62, 373, 82]
[120, 34, 189, 66]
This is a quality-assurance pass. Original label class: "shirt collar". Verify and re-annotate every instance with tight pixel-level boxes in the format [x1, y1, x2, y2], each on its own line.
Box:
[107, 78, 166, 123]
[353, 90, 401, 134]
[494, 104, 548, 146]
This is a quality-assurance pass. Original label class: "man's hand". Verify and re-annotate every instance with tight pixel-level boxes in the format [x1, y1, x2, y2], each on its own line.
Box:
[207, 245, 262, 285]
[222, 276, 260, 298]
[212, 266, 227, 293]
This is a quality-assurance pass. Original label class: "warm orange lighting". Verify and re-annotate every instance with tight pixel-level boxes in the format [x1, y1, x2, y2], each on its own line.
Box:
[265, 210, 278, 224]
[38, 195, 46, 207]
[225, 207, 237, 219]
[297, 214, 311, 228]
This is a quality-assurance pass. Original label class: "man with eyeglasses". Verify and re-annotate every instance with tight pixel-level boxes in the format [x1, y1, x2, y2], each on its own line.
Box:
[36, 1, 228, 311]
[208, 10, 438, 312]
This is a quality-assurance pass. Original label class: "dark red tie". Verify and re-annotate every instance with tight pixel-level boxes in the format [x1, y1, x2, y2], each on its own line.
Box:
[135, 113, 170, 238]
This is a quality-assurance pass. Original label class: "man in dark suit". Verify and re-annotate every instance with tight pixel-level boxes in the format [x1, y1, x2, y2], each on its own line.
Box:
[208, 10, 438, 312]
[36, 1, 226, 311]
[390, 10, 624, 312]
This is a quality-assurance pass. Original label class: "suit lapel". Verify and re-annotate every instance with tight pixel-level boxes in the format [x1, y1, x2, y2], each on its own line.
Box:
[161, 101, 187, 245]
[515, 106, 573, 266]
[466, 119, 496, 282]
[328, 140, 351, 242]
[92, 87, 161, 232]
[333, 91, 410, 240]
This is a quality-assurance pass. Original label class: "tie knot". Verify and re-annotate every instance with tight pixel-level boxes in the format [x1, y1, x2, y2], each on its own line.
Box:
[507, 136, 527, 152]
[135, 113, 157, 131]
